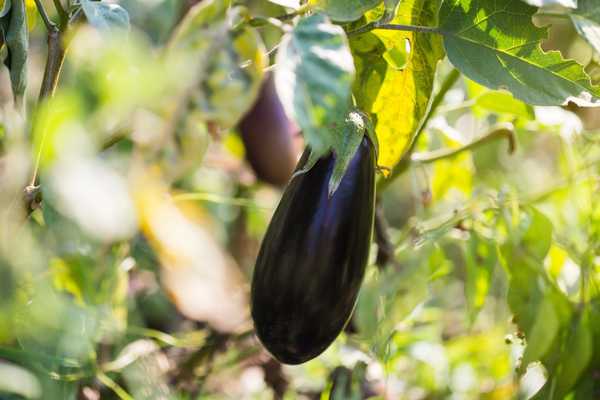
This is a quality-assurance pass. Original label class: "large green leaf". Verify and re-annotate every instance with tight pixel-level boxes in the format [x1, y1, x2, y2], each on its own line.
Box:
[571, 0, 600, 55]
[439, 0, 600, 106]
[275, 13, 355, 157]
[350, 0, 444, 172]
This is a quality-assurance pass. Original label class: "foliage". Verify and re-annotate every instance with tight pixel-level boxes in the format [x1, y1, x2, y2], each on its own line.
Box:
[0, 0, 598, 399]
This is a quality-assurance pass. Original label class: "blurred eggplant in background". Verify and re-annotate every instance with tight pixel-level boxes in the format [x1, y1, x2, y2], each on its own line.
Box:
[239, 74, 299, 187]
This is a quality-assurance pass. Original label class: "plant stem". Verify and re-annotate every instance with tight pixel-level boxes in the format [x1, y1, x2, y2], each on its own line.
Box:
[52, 0, 68, 28]
[411, 123, 515, 164]
[38, 27, 65, 100]
[97, 371, 134, 400]
[374, 201, 396, 269]
[377, 68, 460, 192]
[275, 3, 310, 21]
[33, 0, 56, 31]
[348, 22, 444, 37]
[535, 12, 570, 20]
[28, 0, 67, 192]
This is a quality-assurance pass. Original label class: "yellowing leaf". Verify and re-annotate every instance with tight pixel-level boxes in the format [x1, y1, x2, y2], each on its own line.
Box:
[350, 0, 444, 172]
[132, 169, 249, 333]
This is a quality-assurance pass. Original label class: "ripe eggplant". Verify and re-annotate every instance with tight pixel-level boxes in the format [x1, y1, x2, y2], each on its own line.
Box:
[251, 136, 375, 364]
[239, 74, 298, 187]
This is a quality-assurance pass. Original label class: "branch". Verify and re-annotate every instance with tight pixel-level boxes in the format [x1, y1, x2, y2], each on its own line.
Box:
[26, 0, 69, 206]
[33, 0, 56, 31]
[374, 201, 395, 269]
[535, 12, 570, 20]
[52, 0, 68, 28]
[38, 25, 65, 100]
[411, 123, 516, 164]
[348, 22, 444, 37]
[274, 3, 310, 21]
[377, 68, 461, 192]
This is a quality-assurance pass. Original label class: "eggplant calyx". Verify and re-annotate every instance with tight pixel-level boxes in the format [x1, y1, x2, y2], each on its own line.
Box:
[328, 109, 374, 197]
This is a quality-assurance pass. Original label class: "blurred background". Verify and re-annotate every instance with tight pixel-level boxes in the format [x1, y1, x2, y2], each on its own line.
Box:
[0, 0, 598, 399]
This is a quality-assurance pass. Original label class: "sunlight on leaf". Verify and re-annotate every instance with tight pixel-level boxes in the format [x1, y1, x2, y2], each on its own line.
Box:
[350, 0, 444, 172]
[440, 0, 600, 106]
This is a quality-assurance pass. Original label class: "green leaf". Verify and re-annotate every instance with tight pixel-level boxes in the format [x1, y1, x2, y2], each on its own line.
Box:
[275, 13, 355, 157]
[0, 0, 11, 18]
[168, 0, 227, 52]
[439, 0, 600, 106]
[350, 0, 444, 172]
[466, 79, 534, 119]
[355, 245, 432, 357]
[81, 0, 130, 31]
[191, 25, 266, 128]
[520, 295, 560, 367]
[327, 362, 367, 400]
[499, 207, 565, 335]
[464, 232, 495, 322]
[532, 311, 593, 399]
[170, 1, 267, 129]
[554, 311, 593, 397]
[311, 0, 381, 22]
[571, 0, 600, 55]
[1, 0, 27, 103]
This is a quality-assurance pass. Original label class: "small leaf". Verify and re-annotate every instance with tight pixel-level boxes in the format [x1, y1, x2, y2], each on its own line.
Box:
[570, 0, 600, 55]
[275, 13, 355, 157]
[440, 0, 600, 106]
[81, 0, 130, 30]
[310, 0, 381, 22]
[350, 0, 444, 172]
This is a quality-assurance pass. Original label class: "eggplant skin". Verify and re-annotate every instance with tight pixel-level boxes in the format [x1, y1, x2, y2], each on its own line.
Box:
[251, 136, 375, 364]
[239, 74, 298, 187]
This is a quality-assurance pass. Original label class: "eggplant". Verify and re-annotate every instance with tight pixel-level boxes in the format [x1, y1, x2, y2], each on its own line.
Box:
[251, 136, 376, 364]
[239, 74, 298, 187]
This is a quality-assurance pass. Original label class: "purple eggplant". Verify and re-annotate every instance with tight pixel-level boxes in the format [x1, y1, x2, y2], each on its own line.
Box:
[239, 74, 298, 187]
[251, 136, 376, 364]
